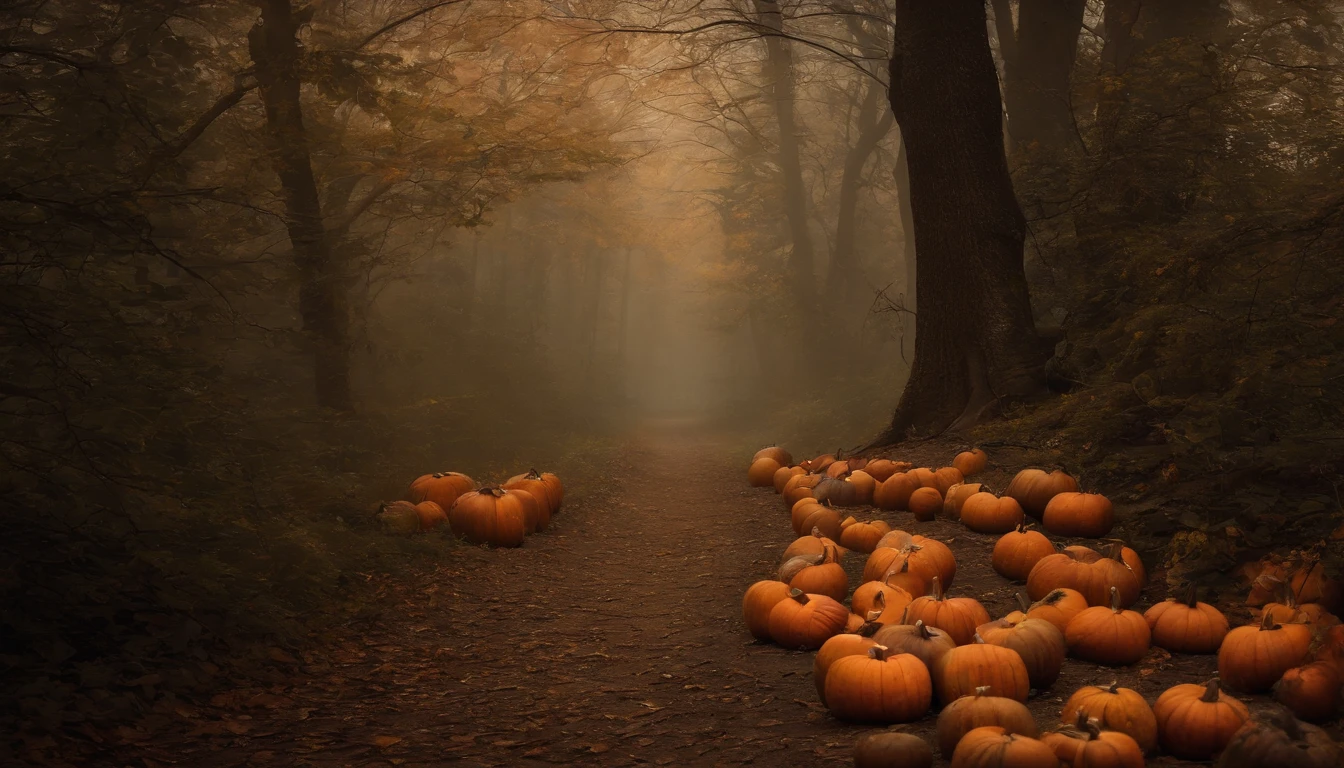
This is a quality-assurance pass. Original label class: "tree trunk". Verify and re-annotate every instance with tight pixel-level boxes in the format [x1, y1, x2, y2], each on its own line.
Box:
[877, 0, 1046, 441]
[827, 78, 894, 311]
[248, 0, 352, 411]
[997, 0, 1087, 153]
[893, 136, 917, 363]
[753, 0, 817, 321]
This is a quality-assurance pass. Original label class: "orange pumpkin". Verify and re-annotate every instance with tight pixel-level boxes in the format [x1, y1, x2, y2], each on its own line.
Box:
[873, 471, 920, 510]
[862, 536, 956, 589]
[952, 448, 989, 478]
[1144, 586, 1230, 654]
[903, 576, 990, 646]
[1005, 468, 1079, 517]
[377, 501, 422, 534]
[824, 645, 933, 723]
[992, 524, 1055, 581]
[502, 471, 556, 531]
[814, 619, 882, 703]
[1065, 586, 1151, 666]
[936, 686, 1038, 757]
[753, 446, 793, 466]
[780, 544, 848, 603]
[1027, 546, 1141, 608]
[943, 482, 983, 521]
[932, 466, 966, 495]
[1273, 661, 1341, 722]
[934, 643, 1032, 704]
[839, 518, 891, 553]
[795, 502, 843, 540]
[1041, 491, 1114, 538]
[1217, 612, 1312, 692]
[800, 453, 836, 473]
[908, 486, 944, 521]
[742, 580, 793, 641]
[748, 457, 781, 487]
[408, 471, 475, 511]
[412, 500, 447, 531]
[874, 619, 956, 674]
[447, 487, 529, 547]
[976, 616, 1065, 689]
[1044, 716, 1144, 768]
[1153, 679, 1249, 760]
[1026, 588, 1089, 633]
[961, 493, 1025, 534]
[851, 575, 913, 624]
[773, 464, 804, 493]
[504, 469, 562, 514]
[783, 472, 824, 507]
[949, 726, 1058, 768]
[767, 589, 849, 650]
[863, 459, 910, 482]
[907, 467, 937, 488]
[1062, 681, 1157, 753]
[783, 527, 845, 561]
[853, 731, 932, 768]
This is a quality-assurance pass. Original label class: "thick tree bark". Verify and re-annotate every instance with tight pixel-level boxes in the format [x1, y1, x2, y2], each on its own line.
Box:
[997, 0, 1087, 153]
[826, 77, 894, 310]
[876, 0, 1046, 441]
[248, 0, 353, 410]
[753, 1, 816, 321]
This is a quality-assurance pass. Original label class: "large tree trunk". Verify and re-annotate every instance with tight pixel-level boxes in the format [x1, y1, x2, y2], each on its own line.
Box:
[248, 0, 352, 411]
[827, 77, 894, 311]
[876, 0, 1046, 441]
[753, 1, 817, 321]
[994, 0, 1087, 153]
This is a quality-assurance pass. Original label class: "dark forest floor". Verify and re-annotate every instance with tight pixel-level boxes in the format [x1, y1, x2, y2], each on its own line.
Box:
[93, 418, 1337, 767]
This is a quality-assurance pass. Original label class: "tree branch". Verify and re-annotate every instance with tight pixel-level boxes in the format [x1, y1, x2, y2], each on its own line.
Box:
[357, 0, 472, 49]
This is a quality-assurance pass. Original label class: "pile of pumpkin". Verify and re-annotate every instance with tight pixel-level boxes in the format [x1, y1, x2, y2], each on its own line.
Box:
[376, 468, 563, 547]
[744, 446, 1344, 767]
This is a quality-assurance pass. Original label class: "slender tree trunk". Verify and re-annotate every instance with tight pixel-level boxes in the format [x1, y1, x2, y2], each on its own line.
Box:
[877, 0, 1046, 441]
[462, 229, 480, 335]
[827, 78, 894, 311]
[753, 0, 816, 321]
[996, 0, 1087, 153]
[248, 0, 352, 410]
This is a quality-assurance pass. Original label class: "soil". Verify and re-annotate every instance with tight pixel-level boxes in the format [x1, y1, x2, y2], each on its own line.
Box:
[119, 418, 1336, 767]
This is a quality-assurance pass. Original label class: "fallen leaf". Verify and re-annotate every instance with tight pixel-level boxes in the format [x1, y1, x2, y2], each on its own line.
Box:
[373, 735, 403, 748]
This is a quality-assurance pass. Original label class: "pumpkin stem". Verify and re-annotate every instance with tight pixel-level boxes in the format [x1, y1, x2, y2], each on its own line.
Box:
[867, 644, 889, 661]
[1201, 678, 1222, 702]
[1104, 680, 1120, 694]
[810, 526, 824, 539]
[857, 612, 883, 638]
[914, 619, 933, 640]
[873, 590, 887, 614]
[1108, 585, 1122, 613]
[1015, 592, 1030, 612]
[1182, 584, 1198, 608]
[528, 468, 541, 479]
[788, 588, 809, 605]
[1081, 717, 1102, 740]
[1259, 611, 1280, 631]
[928, 575, 944, 601]
[1015, 521, 1029, 534]
[974, 685, 992, 696]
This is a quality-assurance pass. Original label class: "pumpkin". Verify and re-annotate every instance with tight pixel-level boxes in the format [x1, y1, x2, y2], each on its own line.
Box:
[408, 471, 475, 511]
[861, 536, 956, 589]
[825, 459, 852, 478]
[790, 497, 821, 533]
[783, 527, 845, 560]
[908, 467, 937, 489]
[934, 643, 1032, 704]
[814, 618, 882, 702]
[800, 453, 836, 472]
[863, 459, 910, 482]
[874, 472, 920, 510]
[1113, 544, 1146, 585]
[875, 528, 915, 551]
[839, 519, 891, 553]
[754, 446, 793, 466]
[1061, 681, 1157, 753]
[844, 612, 866, 633]
[1215, 707, 1343, 768]
[937, 686, 1039, 757]
[1027, 546, 1141, 608]
[976, 617, 1065, 689]
[504, 469, 562, 514]
[412, 500, 447, 531]
[943, 482, 984, 522]
[748, 457, 781, 487]
[377, 501, 422, 534]
[1317, 624, 1344, 675]
[780, 544, 848, 603]
[1273, 662, 1341, 722]
[1144, 585, 1230, 654]
[813, 474, 869, 507]
[862, 551, 927, 596]
[447, 488, 529, 547]
[1290, 559, 1344, 615]
[1005, 468, 1079, 517]
[903, 576, 990, 646]
[1026, 588, 1089, 633]
[1041, 492, 1115, 538]
[1065, 586, 1152, 666]
[993, 524, 1055, 581]
[773, 464, 804, 492]
[847, 470, 877, 502]
[824, 645, 933, 723]
[952, 448, 989, 478]
[932, 466, 966, 495]
[742, 580, 793, 641]
[795, 502, 843, 540]
[908, 486, 944, 521]
[874, 619, 956, 674]
[1044, 716, 1144, 768]
[500, 472, 553, 531]
[1217, 612, 1312, 692]
[853, 731, 933, 768]
[768, 589, 849, 649]
[1259, 581, 1313, 624]
[949, 727, 1058, 768]
[961, 493, 1025, 534]
[783, 472, 825, 507]
[851, 576, 914, 624]
[1153, 679, 1249, 760]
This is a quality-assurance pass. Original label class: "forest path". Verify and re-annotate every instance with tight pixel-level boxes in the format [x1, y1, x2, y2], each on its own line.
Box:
[154, 418, 863, 767]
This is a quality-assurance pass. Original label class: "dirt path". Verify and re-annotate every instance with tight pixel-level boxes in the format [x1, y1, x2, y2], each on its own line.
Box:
[138, 420, 862, 767]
